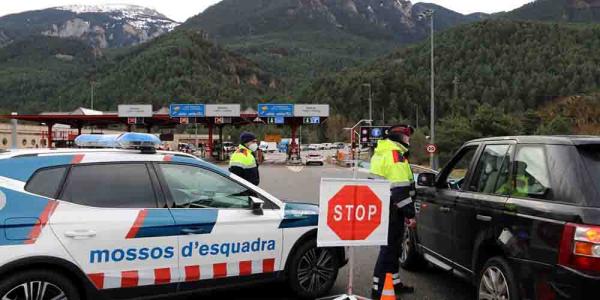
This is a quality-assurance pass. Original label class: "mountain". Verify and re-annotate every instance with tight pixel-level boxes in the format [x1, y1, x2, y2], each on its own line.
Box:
[301, 20, 600, 160]
[0, 30, 279, 114]
[181, 0, 486, 95]
[502, 0, 600, 23]
[0, 4, 179, 49]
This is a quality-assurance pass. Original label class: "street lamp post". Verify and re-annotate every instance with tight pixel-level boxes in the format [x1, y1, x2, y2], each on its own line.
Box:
[419, 9, 438, 170]
[362, 83, 373, 126]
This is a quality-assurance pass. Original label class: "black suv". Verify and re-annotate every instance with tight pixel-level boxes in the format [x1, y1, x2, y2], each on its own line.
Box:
[401, 136, 600, 300]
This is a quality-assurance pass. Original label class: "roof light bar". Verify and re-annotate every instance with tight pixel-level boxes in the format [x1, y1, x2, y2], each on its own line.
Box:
[75, 133, 161, 151]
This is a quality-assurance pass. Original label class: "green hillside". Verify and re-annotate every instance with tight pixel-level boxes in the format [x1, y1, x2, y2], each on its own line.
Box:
[301, 20, 600, 161]
[0, 30, 280, 113]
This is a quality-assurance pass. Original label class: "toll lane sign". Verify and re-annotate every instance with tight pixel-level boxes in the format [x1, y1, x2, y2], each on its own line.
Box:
[317, 179, 390, 247]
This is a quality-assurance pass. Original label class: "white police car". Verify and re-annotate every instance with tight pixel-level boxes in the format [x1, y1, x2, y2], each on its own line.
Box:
[0, 133, 345, 300]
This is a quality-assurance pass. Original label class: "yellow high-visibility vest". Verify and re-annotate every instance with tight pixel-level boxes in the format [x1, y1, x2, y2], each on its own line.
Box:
[370, 139, 414, 188]
[229, 145, 257, 169]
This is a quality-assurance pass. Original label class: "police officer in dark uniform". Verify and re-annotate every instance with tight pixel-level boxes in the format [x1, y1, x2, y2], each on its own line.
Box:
[229, 132, 260, 186]
[369, 125, 416, 299]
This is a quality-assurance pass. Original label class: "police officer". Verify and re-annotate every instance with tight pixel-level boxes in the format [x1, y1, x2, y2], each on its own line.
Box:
[229, 132, 260, 186]
[370, 125, 416, 299]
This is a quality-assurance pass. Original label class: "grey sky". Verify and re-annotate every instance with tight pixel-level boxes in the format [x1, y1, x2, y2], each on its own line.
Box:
[0, 1, 534, 22]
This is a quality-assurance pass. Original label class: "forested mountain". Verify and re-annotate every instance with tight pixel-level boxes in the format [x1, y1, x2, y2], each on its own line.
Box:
[182, 0, 486, 94]
[502, 0, 600, 23]
[0, 4, 178, 49]
[0, 30, 279, 113]
[301, 20, 600, 160]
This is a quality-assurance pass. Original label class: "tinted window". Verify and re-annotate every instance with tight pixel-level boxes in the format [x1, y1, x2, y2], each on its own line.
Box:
[159, 164, 253, 209]
[513, 146, 552, 200]
[61, 164, 157, 208]
[444, 147, 477, 191]
[469, 145, 511, 195]
[25, 167, 67, 198]
[579, 145, 600, 200]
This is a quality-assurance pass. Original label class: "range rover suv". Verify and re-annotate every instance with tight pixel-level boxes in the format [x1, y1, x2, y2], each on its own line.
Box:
[402, 136, 600, 300]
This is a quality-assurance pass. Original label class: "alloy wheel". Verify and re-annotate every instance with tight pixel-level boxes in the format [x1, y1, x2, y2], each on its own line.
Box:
[478, 266, 510, 300]
[2, 281, 67, 300]
[400, 227, 411, 263]
[297, 248, 336, 293]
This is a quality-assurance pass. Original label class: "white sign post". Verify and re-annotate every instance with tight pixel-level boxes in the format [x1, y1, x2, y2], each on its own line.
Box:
[318, 178, 390, 300]
[294, 104, 330, 117]
[118, 105, 153, 118]
[205, 104, 241, 117]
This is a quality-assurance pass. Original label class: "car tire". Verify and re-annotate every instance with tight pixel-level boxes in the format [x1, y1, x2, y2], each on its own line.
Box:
[399, 224, 424, 270]
[287, 239, 339, 299]
[477, 256, 519, 300]
[0, 269, 80, 300]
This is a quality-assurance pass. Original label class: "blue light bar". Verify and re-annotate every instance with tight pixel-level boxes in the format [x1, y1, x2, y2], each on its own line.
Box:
[75, 133, 161, 150]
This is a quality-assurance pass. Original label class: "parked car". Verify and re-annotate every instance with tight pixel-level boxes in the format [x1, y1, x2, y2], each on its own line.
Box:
[0, 133, 346, 300]
[303, 151, 325, 166]
[402, 136, 600, 299]
[308, 144, 320, 151]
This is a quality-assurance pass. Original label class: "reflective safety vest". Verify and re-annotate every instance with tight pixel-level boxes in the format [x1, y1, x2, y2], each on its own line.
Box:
[229, 145, 257, 169]
[229, 144, 260, 186]
[370, 139, 414, 189]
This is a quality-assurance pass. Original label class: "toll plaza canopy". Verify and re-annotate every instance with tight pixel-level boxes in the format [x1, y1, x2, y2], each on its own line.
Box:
[0, 104, 329, 153]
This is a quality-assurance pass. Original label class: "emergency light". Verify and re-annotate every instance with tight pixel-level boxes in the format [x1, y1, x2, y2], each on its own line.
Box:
[75, 133, 161, 152]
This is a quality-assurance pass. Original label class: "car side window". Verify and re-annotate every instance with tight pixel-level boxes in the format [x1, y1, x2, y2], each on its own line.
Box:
[512, 145, 553, 200]
[469, 145, 512, 195]
[158, 164, 254, 209]
[442, 146, 478, 191]
[60, 163, 158, 208]
[25, 167, 67, 198]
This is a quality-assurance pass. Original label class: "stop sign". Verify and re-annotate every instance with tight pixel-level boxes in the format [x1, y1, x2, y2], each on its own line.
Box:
[327, 185, 382, 240]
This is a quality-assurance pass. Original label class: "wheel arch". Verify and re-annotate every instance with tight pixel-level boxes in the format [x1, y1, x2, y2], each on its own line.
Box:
[0, 256, 100, 300]
[284, 229, 346, 273]
[471, 235, 508, 285]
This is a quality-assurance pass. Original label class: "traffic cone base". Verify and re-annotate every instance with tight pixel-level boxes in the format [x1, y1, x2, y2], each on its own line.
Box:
[380, 273, 396, 300]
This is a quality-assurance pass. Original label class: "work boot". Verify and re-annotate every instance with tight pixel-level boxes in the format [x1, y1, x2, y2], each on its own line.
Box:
[395, 283, 415, 294]
[371, 290, 381, 300]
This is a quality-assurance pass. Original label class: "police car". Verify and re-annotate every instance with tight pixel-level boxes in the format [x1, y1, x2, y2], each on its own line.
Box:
[0, 133, 345, 300]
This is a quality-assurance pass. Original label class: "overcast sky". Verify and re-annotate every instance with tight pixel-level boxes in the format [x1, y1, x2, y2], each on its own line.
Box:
[0, 0, 534, 22]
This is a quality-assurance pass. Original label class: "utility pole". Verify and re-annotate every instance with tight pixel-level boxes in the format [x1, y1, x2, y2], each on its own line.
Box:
[415, 104, 419, 129]
[90, 81, 95, 110]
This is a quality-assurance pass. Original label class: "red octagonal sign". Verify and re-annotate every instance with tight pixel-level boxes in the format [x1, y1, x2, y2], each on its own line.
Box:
[327, 185, 382, 240]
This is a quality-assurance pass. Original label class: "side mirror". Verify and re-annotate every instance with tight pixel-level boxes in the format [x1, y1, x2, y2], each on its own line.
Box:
[417, 172, 436, 187]
[250, 197, 264, 215]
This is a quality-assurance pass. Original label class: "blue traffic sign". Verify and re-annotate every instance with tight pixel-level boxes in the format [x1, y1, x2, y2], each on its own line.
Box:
[258, 104, 294, 117]
[275, 116, 285, 124]
[169, 104, 205, 117]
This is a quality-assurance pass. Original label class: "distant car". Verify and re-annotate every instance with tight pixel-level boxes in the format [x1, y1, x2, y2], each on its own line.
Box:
[222, 142, 235, 152]
[303, 151, 325, 166]
[308, 144, 320, 151]
[335, 143, 346, 149]
[259, 141, 277, 153]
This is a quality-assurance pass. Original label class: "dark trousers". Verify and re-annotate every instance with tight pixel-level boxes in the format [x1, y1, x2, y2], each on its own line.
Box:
[372, 188, 410, 293]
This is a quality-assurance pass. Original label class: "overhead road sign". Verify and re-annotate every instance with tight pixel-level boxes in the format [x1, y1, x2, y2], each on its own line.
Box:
[118, 105, 153, 118]
[318, 179, 390, 247]
[258, 104, 294, 117]
[360, 126, 391, 145]
[303, 117, 321, 124]
[294, 104, 330, 117]
[206, 104, 241, 117]
[169, 104, 205, 118]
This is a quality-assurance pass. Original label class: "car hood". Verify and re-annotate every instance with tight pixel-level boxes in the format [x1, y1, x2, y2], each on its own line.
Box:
[279, 202, 319, 229]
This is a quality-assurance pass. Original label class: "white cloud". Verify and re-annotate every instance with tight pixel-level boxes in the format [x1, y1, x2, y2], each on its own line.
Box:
[0, 0, 535, 22]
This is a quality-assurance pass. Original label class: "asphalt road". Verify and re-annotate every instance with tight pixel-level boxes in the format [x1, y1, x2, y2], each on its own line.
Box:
[183, 164, 473, 300]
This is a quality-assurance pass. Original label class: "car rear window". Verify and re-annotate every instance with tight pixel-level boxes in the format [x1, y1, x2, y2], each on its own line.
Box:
[25, 167, 67, 198]
[579, 145, 600, 200]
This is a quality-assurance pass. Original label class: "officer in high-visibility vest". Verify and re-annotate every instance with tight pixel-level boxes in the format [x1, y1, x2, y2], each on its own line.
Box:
[229, 132, 260, 186]
[370, 125, 416, 299]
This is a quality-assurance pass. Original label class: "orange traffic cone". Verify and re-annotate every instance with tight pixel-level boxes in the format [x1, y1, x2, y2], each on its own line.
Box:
[380, 273, 396, 300]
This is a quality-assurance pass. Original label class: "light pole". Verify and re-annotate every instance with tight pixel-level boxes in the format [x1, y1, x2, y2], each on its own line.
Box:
[362, 83, 373, 126]
[419, 9, 437, 170]
[90, 80, 96, 110]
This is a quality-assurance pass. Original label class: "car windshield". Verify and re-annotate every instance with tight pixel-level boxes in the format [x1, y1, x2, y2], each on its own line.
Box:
[579, 145, 600, 203]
